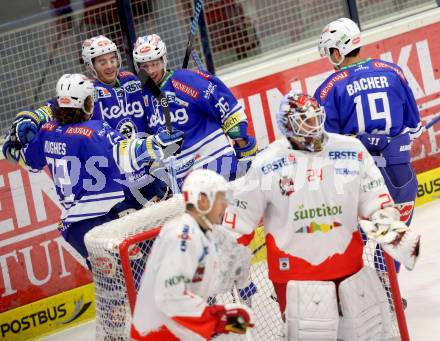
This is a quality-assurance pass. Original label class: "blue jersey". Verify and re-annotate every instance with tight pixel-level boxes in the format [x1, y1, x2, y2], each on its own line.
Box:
[92, 71, 149, 138]
[22, 120, 127, 223]
[143, 69, 246, 181]
[41, 71, 149, 138]
[314, 59, 422, 139]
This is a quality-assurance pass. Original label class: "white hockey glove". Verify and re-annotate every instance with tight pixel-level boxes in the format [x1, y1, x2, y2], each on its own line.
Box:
[359, 207, 420, 270]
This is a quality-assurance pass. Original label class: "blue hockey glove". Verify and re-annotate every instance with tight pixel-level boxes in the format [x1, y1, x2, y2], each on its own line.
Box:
[234, 136, 258, 159]
[11, 118, 38, 147]
[11, 107, 53, 147]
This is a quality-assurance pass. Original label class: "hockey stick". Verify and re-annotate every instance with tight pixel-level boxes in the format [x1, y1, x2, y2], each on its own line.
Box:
[138, 69, 179, 194]
[33, 29, 65, 103]
[425, 114, 440, 130]
[182, 0, 204, 69]
[191, 50, 206, 71]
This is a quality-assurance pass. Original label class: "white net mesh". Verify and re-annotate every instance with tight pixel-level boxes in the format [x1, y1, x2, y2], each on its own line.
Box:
[85, 196, 405, 340]
[84, 195, 185, 340]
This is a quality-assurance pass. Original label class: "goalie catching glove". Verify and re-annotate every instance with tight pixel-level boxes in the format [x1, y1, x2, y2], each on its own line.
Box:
[210, 303, 254, 335]
[359, 206, 420, 270]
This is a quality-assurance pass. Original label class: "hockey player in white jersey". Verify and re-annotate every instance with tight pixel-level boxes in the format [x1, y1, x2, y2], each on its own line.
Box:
[223, 92, 420, 340]
[131, 169, 254, 340]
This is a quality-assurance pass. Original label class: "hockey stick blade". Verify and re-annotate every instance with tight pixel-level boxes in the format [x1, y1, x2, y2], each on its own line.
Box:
[425, 114, 440, 130]
[182, 0, 203, 69]
[138, 69, 172, 134]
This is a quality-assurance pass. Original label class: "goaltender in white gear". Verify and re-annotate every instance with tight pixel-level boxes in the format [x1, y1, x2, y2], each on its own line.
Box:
[131, 169, 254, 341]
[223, 92, 420, 340]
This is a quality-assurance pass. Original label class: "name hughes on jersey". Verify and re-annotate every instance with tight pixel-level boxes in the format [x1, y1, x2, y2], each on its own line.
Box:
[44, 141, 67, 155]
[346, 76, 389, 96]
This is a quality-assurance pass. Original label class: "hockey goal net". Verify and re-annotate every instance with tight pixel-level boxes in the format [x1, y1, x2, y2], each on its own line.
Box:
[84, 195, 409, 341]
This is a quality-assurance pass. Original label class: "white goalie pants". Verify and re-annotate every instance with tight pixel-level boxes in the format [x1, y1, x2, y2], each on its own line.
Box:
[284, 267, 392, 341]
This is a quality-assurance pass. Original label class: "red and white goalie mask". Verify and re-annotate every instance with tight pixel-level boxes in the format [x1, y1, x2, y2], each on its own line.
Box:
[277, 92, 326, 139]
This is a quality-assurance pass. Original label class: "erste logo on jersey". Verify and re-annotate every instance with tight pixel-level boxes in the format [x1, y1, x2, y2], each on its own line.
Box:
[319, 71, 349, 100]
[261, 154, 296, 175]
[123, 80, 142, 94]
[95, 87, 112, 98]
[328, 150, 363, 161]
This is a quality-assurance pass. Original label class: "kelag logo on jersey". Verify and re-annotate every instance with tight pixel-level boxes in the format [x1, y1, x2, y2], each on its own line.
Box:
[99, 100, 144, 119]
[328, 151, 363, 161]
[149, 98, 189, 127]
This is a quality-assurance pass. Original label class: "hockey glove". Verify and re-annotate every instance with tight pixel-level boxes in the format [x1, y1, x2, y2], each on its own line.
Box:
[12, 107, 53, 147]
[2, 134, 21, 164]
[227, 122, 258, 159]
[234, 136, 258, 159]
[147, 129, 184, 159]
[211, 303, 254, 335]
[150, 177, 172, 201]
[359, 207, 420, 270]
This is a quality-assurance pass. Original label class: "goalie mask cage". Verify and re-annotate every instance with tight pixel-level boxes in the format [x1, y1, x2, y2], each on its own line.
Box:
[85, 196, 409, 341]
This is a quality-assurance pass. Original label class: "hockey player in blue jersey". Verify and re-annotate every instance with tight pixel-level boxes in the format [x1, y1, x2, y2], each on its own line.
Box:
[9, 35, 178, 203]
[132, 34, 258, 188]
[2, 73, 183, 260]
[314, 18, 422, 279]
[11, 35, 150, 143]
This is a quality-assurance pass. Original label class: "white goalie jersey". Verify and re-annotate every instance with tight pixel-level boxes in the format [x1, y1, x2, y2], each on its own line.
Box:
[131, 213, 250, 341]
[223, 132, 393, 283]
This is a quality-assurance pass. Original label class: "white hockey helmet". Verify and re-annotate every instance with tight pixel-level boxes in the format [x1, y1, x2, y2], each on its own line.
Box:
[277, 92, 325, 139]
[182, 169, 229, 215]
[132, 34, 168, 72]
[318, 17, 361, 66]
[82, 35, 121, 77]
[56, 74, 95, 115]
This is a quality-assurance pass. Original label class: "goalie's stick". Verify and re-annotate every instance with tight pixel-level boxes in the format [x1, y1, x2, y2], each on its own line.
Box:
[138, 69, 179, 194]
[232, 286, 255, 341]
[182, 0, 204, 69]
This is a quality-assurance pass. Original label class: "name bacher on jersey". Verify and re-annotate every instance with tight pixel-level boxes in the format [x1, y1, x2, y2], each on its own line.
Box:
[345, 76, 390, 96]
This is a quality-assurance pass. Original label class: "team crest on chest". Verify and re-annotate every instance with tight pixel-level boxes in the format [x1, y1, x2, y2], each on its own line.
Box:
[279, 176, 295, 196]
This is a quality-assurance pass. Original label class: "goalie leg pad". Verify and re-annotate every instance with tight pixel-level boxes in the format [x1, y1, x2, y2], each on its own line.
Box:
[285, 280, 339, 340]
[338, 267, 392, 341]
